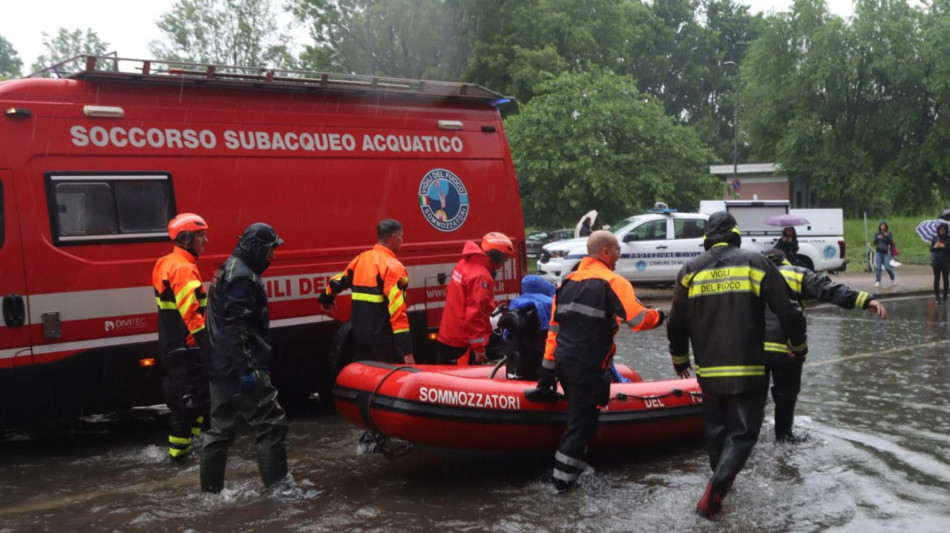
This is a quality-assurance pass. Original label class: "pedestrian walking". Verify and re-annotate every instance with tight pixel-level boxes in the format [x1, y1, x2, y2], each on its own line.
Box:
[873, 221, 897, 287]
[152, 213, 211, 461]
[201, 223, 289, 493]
[667, 212, 807, 519]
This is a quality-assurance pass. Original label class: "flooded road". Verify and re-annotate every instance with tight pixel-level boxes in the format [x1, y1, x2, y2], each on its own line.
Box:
[2, 296, 949, 532]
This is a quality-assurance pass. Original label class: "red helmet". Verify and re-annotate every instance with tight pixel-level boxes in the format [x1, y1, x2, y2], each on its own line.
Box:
[168, 213, 208, 240]
[481, 232, 514, 256]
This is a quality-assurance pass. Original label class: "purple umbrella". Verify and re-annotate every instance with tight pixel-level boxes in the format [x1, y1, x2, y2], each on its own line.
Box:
[763, 214, 810, 227]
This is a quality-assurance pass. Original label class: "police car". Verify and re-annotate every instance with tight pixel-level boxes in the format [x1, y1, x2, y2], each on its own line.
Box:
[537, 206, 708, 284]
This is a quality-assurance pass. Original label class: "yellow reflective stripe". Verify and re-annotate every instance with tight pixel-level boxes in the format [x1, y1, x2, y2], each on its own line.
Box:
[688, 266, 764, 297]
[176, 280, 202, 306]
[695, 365, 766, 377]
[177, 292, 197, 317]
[855, 291, 869, 308]
[681, 272, 696, 288]
[189, 324, 206, 335]
[392, 328, 410, 334]
[788, 340, 808, 352]
[169, 447, 191, 457]
[387, 286, 405, 315]
[156, 297, 177, 310]
[169, 435, 191, 445]
[191, 426, 202, 437]
[781, 270, 803, 293]
[671, 354, 691, 365]
[764, 342, 787, 353]
[352, 293, 385, 303]
[197, 297, 208, 307]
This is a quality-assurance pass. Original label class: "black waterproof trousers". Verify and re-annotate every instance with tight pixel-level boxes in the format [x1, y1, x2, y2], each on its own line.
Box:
[159, 348, 209, 460]
[356, 341, 403, 364]
[933, 258, 950, 301]
[702, 392, 765, 500]
[200, 373, 289, 492]
[552, 361, 610, 490]
[767, 359, 804, 440]
[435, 342, 470, 365]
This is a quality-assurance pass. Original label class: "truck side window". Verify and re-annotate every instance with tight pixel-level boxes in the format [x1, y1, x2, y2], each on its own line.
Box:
[46, 173, 174, 244]
[629, 219, 667, 241]
[674, 218, 706, 239]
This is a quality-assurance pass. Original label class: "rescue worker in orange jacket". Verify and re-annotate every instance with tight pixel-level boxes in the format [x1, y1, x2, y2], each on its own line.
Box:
[436, 232, 515, 365]
[152, 213, 211, 461]
[667, 212, 807, 519]
[527, 230, 664, 492]
[319, 219, 415, 364]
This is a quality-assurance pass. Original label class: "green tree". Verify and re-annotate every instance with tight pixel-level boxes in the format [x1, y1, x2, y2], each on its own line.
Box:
[0, 34, 22, 78]
[31, 28, 109, 72]
[289, 0, 472, 78]
[151, 0, 295, 68]
[506, 70, 718, 227]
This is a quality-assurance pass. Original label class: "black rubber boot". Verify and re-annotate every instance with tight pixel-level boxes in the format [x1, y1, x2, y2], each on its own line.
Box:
[696, 482, 723, 519]
[258, 444, 288, 488]
[200, 448, 228, 493]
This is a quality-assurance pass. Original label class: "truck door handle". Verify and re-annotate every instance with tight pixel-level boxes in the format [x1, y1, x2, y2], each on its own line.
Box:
[656, 245, 668, 250]
[3, 294, 25, 327]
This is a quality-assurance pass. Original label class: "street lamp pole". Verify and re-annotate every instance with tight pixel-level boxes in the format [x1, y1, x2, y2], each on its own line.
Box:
[722, 61, 740, 190]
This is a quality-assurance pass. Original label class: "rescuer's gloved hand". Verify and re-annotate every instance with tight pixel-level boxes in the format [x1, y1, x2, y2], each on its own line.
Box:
[525, 365, 559, 402]
[239, 370, 261, 394]
[317, 292, 335, 311]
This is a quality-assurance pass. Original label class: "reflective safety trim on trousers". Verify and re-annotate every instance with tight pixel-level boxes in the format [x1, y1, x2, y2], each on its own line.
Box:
[393, 328, 410, 334]
[553, 467, 579, 482]
[555, 450, 584, 467]
[764, 341, 788, 353]
[557, 302, 606, 319]
[695, 365, 766, 378]
[191, 426, 202, 437]
[789, 340, 808, 352]
[352, 292, 385, 303]
[671, 353, 690, 365]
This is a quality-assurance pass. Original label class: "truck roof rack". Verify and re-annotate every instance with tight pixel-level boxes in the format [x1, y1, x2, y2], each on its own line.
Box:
[28, 55, 509, 103]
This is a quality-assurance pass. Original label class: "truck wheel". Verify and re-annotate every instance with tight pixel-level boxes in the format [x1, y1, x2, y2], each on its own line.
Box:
[319, 322, 355, 408]
[798, 256, 814, 271]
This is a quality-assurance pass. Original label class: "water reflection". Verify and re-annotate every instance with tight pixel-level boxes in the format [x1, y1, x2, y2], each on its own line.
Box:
[1, 297, 949, 531]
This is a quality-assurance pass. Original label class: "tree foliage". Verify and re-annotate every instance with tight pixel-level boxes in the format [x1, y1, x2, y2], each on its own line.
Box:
[506, 71, 718, 227]
[151, 0, 295, 67]
[31, 28, 109, 73]
[0, 34, 22, 78]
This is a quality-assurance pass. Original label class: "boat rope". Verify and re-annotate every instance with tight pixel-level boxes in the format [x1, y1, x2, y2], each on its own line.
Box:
[365, 364, 415, 459]
[489, 356, 508, 379]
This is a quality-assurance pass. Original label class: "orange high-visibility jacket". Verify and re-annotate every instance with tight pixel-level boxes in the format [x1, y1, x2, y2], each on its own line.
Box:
[152, 246, 207, 354]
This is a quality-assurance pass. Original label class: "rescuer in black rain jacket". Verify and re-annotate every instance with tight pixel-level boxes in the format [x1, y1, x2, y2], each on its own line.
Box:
[152, 213, 211, 461]
[201, 223, 289, 493]
[667, 212, 807, 519]
[763, 248, 887, 444]
[527, 231, 664, 493]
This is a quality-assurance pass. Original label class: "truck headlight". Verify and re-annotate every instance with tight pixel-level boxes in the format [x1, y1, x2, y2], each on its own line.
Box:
[548, 250, 568, 258]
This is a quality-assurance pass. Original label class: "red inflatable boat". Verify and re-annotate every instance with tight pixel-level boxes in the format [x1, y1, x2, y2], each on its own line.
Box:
[333, 361, 704, 451]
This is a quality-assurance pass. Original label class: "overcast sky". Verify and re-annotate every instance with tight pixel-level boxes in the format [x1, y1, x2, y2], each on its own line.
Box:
[2, 0, 858, 74]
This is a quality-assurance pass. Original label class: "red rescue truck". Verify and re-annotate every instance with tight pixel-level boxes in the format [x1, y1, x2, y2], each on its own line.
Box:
[0, 56, 526, 426]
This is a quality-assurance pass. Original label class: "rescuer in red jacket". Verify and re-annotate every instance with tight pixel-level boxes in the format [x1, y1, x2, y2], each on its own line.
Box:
[152, 213, 211, 461]
[436, 232, 515, 365]
[319, 219, 415, 364]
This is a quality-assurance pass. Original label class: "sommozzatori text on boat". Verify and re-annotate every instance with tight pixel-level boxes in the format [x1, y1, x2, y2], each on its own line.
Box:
[333, 361, 704, 451]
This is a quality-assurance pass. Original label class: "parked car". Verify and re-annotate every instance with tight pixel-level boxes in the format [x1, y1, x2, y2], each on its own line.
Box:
[526, 228, 575, 255]
[537, 210, 708, 284]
